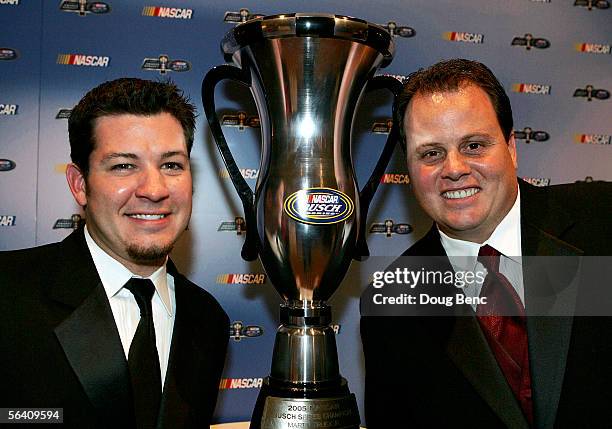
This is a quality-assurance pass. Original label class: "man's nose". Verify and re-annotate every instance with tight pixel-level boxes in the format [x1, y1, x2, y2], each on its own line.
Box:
[441, 150, 470, 180]
[135, 167, 170, 201]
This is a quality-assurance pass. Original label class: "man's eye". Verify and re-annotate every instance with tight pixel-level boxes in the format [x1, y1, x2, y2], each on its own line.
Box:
[110, 163, 134, 171]
[467, 142, 482, 150]
[162, 162, 183, 170]
[422, 150, 441, 159]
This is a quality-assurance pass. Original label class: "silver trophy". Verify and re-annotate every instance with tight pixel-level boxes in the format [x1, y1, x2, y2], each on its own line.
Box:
[202, 13, 399, 428]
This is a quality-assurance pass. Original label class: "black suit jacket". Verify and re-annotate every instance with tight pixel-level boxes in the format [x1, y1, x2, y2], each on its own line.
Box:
[0, 227, 229, 428]
[361, 180, 612, 428]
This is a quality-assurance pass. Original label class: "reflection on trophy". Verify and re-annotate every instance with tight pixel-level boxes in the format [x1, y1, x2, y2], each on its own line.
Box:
[203, 13, 400, 428]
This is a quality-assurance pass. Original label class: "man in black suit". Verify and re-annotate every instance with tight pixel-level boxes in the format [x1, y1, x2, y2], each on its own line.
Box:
[0, 78, 229, 428]
[361, 59, 612, 428]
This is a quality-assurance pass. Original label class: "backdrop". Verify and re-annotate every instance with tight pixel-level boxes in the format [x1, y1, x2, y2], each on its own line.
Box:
[1, 0, 610, 424]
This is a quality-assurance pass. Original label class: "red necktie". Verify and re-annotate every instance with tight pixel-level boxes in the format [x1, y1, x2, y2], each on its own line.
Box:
[476, 245, 533, 425]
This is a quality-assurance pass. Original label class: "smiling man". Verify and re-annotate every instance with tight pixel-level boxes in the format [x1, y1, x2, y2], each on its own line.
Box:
[361, 59, 612, 428]
[0, 79, 228, 428]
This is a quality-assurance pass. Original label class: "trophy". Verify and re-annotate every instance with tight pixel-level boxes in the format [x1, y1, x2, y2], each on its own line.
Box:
[202, 13, 400, 428]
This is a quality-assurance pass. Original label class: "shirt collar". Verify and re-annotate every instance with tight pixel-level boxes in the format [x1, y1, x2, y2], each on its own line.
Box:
[438, 188, 522, 263]
[84, 225, 173, 316]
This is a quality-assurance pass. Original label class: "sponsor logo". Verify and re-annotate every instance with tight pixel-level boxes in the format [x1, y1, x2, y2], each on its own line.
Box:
[142, 6, 193, 19]
[380, 173, 410, 184]
[330, 324, 341, 334]
[142, 54, 190, 74]
[54, 214, 84, 229]
[371, 119, 393, 134]
[0, 159, 16, 172]
[574, 0, 610, 10]
[443, 31, 484, 44]
[512, 83, 551, 95]
[522, 177, 551, 187]
[0, 48, 17, 60]
[370, 220, 413, 237]
[57, 53, 110, 67]
[514, 127, 550, 144]
[223, 8, 263, 23]
[511, 34, 550, 50]
[59, 0, 110, 16]
[284, 188, 354, 225]
[56, 109, 72, 119]
[217, 273, 266, 285]
[221, 112, 260, 130]
[574, 134, 612, 145]
[219, 377, 263, 389]
[379, 74, 409, 84]
[0, 0, 20, 4]
[0, 104, 18, 115]
[382, 21, 416, 38]
[573, 85, 610, 101]
[0, 215, 16, 226]
[574, 42, 611, 54]
[218, 217, 246, 234]
[219, 168, 259, 180]
[229, 321, 264, 341]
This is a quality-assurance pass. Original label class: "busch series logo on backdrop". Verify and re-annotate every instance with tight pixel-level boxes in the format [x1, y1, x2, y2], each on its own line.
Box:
[443, 32, 484, 44]
[219, 378, 263, 389]
[512, 83, 551, 95]
[59, 0, 110, 16]
[0, 159, 16, 172]
[511, 34, 550, 50]
[514, 127, 550, 144]
[0, 48, 17, 60]
[218, 217, 246, 234]
[574, 42, 611, 54]
[574, 0, 610, 9]
[573, 86, 610, 101]
[142, 55, 190, 74]
[0, 216, 16, 226]
[142, 6, 193, 19]
[575, 134, 612, 145]
[57, 53, 110, 67]
[229, 321, 264, 341]
[0, 104, 18, 115]
[370, 220, 413, 237]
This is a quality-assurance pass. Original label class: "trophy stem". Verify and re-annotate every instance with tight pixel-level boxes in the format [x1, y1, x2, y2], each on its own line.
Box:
[250, 302, 360, 429]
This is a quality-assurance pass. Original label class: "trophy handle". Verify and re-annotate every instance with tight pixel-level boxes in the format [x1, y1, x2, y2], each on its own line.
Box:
[202, 65, 258, 261]
[354, 75, 404, 260]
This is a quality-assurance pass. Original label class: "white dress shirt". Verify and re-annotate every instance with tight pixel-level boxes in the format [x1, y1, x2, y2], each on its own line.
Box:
[439, 189, 524, 310]
[84, 225, 176, 388]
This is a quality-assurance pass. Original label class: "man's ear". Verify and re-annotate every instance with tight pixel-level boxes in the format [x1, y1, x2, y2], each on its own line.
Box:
[508, 132, 518, 169]
[66, 163, 88, 207]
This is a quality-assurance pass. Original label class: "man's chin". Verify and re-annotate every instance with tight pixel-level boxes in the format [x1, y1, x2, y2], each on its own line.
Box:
[126, 243, 173, 265]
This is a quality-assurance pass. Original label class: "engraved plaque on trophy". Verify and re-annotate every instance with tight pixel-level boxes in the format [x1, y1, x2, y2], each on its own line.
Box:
[202, 13, 400, 429]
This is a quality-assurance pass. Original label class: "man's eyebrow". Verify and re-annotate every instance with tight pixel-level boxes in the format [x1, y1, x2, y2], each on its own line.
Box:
[460, 133, 495, 142]
[161, 151, 188, 159]
[101, 152, 138, 162]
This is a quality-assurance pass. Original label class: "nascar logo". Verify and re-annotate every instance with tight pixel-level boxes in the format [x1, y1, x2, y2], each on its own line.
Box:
[0, 104, 18, 115]
[284, 188, 354, 225]
[142, 6, 193, 19]
[219, 168, 259, 180]
[380, 173, 410, 184]
[216, 273, 266, 284]
[575, 134, 612, 145]
[219, 378, 263, 389]
[0, 215, 16, 226]
[443, 32, 484, 44]
[57, 53, 110, 67]
[0, 159, 16, 172]
[522, 177, 551, 187]
[574, 43, 611, 54]
[512, 83, 551, 95]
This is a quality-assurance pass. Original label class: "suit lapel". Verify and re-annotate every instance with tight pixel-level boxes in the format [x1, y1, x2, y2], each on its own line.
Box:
[520, 182, 582, 429]
[49, 228, 133, 424]
[417, 227, 529, 427]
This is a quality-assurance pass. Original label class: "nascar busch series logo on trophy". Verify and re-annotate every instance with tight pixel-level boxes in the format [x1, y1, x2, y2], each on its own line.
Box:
[202, 13, 401, 429]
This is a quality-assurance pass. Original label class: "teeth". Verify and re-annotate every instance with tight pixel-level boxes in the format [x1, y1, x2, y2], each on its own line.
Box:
[443, 188, 479, 199]
[128, 214, 166, 220]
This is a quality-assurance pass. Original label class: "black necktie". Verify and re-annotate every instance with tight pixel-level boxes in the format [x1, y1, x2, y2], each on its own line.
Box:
[124, 278, 162, 429]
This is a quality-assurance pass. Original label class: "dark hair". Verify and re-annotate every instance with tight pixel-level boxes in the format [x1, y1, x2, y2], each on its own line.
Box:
[394, 59, 513, 144]
[68, 78, 196, 174]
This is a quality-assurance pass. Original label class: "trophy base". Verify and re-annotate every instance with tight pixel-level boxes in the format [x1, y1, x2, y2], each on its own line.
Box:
[250, 377, 360, 429]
